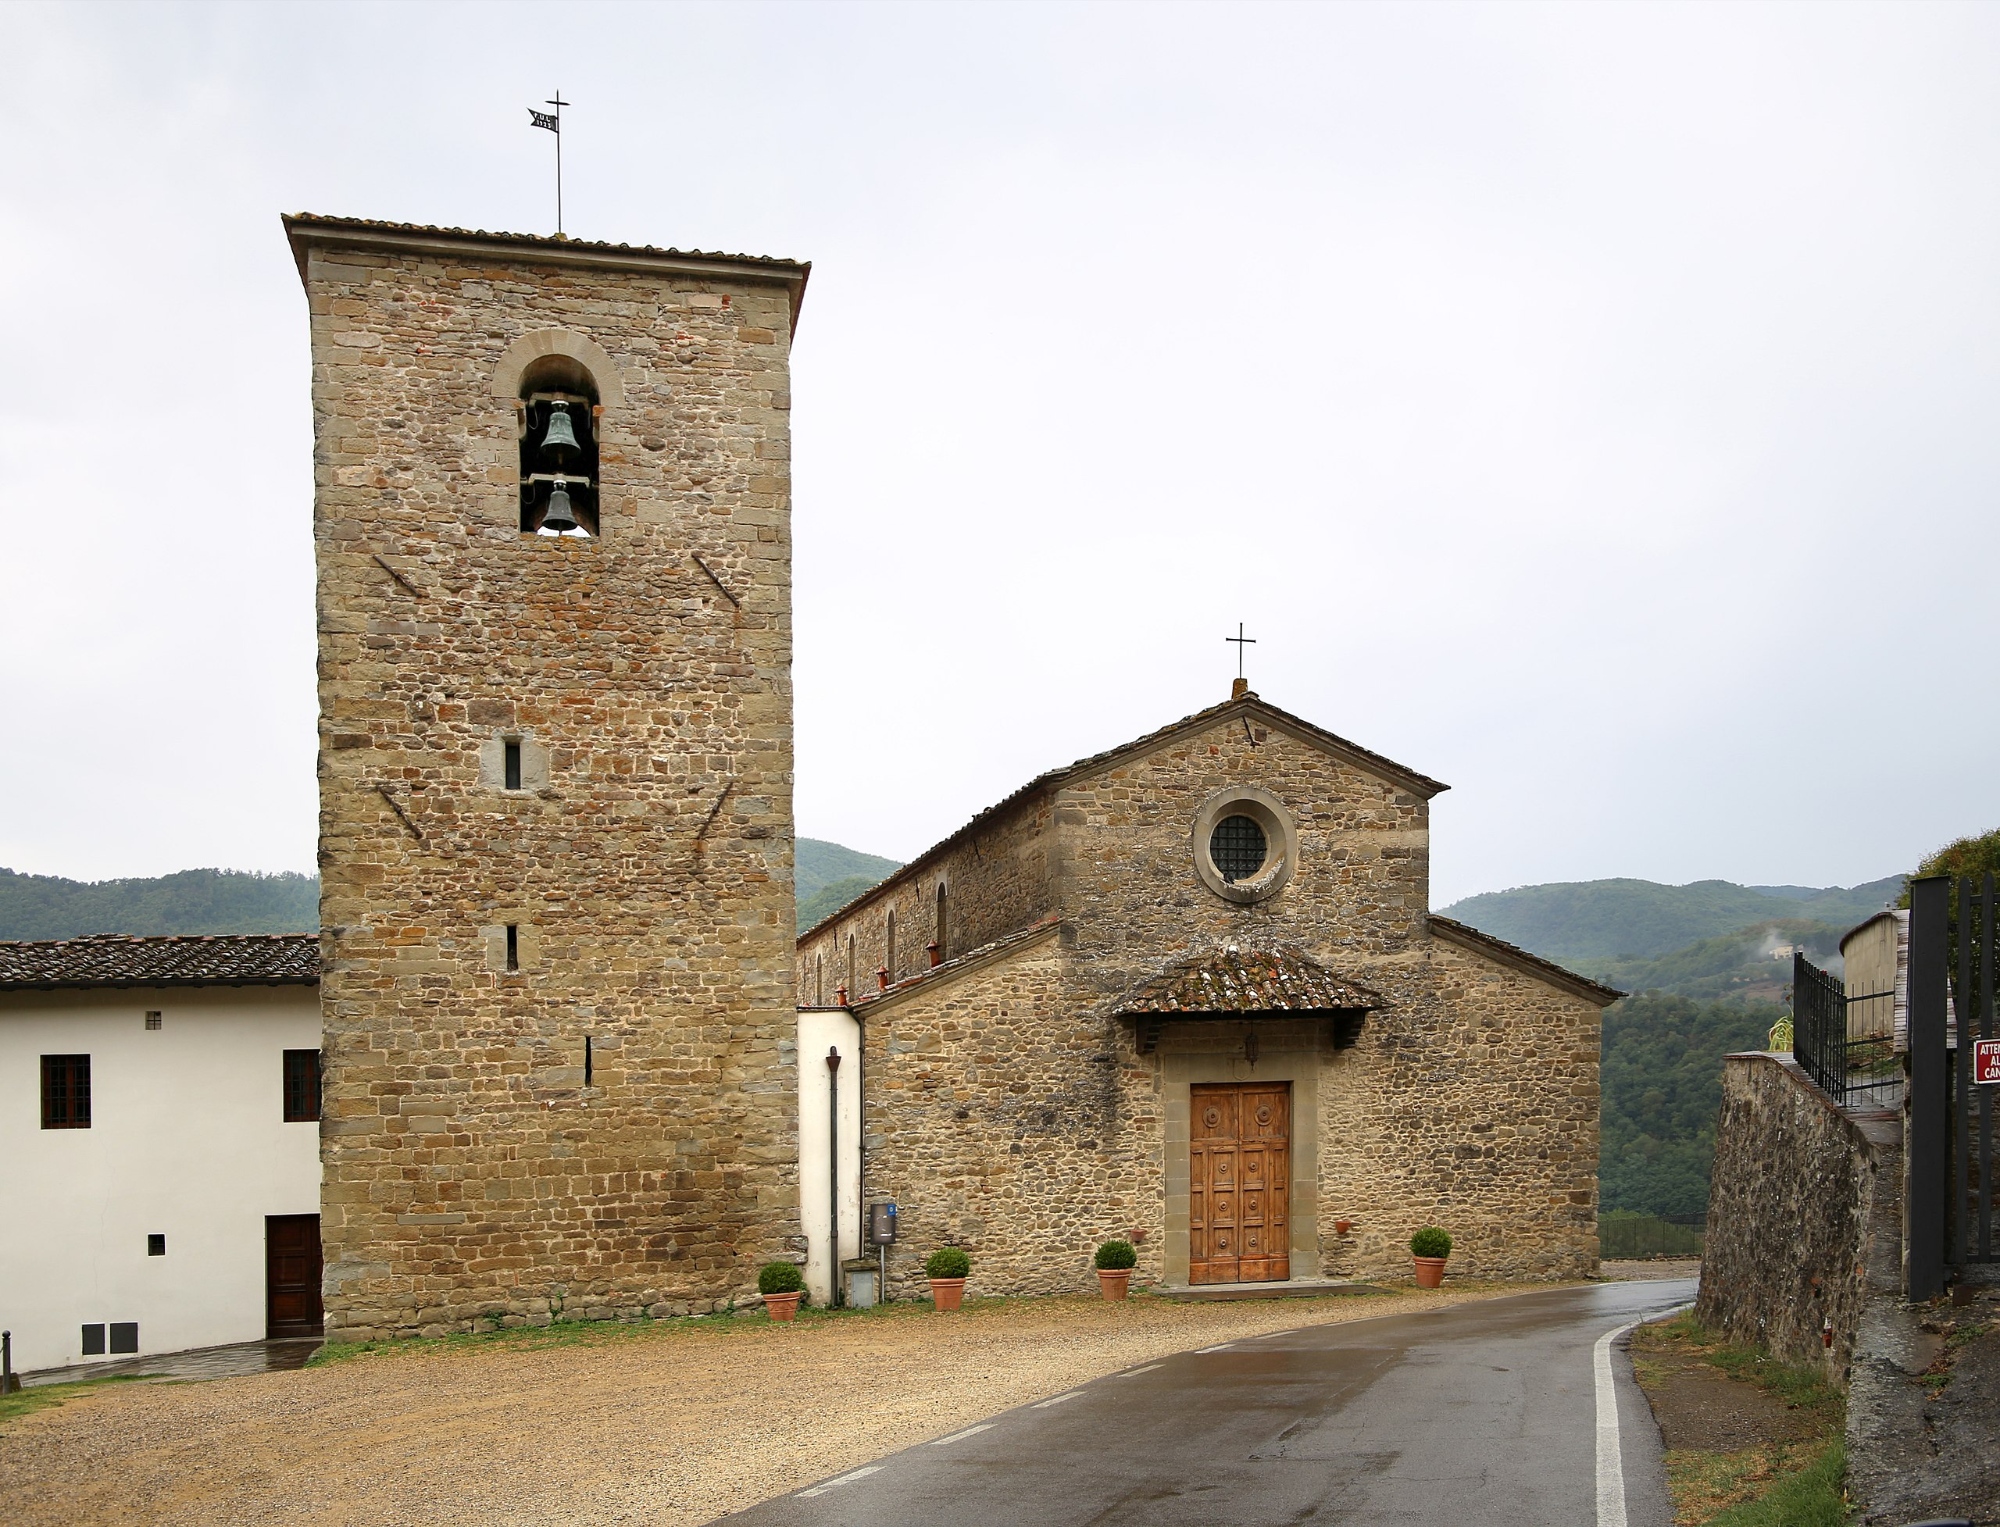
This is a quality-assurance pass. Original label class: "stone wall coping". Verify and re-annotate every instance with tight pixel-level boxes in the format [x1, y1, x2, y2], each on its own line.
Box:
[1428, 915, 1624, 1007]
[281, 213, 812, 331]
[1722, 1050, 1903, 1147]
[797, 691, 1448, 946]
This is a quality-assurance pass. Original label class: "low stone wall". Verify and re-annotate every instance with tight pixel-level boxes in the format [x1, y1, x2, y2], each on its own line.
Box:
[1697, 1051, 1898, 1378]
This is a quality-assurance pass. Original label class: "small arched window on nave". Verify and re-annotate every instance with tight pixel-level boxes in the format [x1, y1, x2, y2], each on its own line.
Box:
[935, 881, 948, 964]
[518, 355, 600, 538]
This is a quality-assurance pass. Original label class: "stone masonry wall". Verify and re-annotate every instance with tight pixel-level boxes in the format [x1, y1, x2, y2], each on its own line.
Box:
[859, 928, 1162, 1298]
[798, 793, 1055, 999]
[1699, 1052, 1889, 1375]
[1316, 937, 1602, 1281]
[299, 223, 802, 1340]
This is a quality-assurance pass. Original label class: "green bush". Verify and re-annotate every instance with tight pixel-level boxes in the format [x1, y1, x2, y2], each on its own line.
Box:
[757, 1260, 805, 1295]
[1094, 1239, 1138, 1270]
[1409, 1227, 1452, 1259]
[925, 1246, 971, 1280]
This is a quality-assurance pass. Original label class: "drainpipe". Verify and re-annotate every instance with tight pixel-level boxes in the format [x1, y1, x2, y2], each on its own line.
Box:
[854, 1010, 867, 1303]
[827, 1047, 843, 1308]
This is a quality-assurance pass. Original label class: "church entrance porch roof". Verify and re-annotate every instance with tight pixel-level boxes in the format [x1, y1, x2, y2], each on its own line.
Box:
[1115, 946, 1380, 1054]
[1115, 944, 1382, 1016]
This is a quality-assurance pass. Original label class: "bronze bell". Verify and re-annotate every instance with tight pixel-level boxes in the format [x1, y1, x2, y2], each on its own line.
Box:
[537, 482, 581, 537]
[539, 402, 581, 463]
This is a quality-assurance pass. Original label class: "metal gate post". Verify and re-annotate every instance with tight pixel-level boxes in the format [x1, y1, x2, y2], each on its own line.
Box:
[1908, 875, 1950, 1301]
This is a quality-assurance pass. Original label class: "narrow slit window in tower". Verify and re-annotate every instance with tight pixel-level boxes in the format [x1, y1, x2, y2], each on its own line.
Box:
[504, 740, 522, 791]
[505, 924, 519, 972]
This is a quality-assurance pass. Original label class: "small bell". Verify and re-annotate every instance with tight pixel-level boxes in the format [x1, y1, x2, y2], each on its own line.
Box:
[536, 482, 581, 537]
[539, 402, 581, 464]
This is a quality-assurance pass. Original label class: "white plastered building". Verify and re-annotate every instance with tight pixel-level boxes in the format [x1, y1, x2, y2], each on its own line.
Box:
[0, 935, 322, 1374]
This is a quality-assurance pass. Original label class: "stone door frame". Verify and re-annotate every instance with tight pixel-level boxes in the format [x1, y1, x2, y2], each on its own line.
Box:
[1160, 1031, 1319, 1287]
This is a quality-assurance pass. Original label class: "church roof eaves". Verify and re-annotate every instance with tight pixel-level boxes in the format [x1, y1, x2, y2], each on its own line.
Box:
[1115, 945, 1383, 1015]
[794, 692, 1446, 947]
[842, 919, 1064, 1015]
[0, 934, 322, 992]
[1427, 915, 1624, 1006]
[280, 214, 812, 331]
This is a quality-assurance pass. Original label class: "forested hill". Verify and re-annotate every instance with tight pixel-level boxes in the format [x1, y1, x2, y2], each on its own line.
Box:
[1439, 875, 1902, 963]
[2, 843, 904, 942]
[1438, 873, 1901, 1221]
[0, 868, 320, 940]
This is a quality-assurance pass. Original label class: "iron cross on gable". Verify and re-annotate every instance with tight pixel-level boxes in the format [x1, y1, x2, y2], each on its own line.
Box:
[1226, 623, 1256, 679]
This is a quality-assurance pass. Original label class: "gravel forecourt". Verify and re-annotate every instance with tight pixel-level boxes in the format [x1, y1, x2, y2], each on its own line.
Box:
[0, 1283, 1565, 1526]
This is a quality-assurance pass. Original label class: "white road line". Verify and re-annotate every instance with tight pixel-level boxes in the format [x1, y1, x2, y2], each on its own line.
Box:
[1032, 1391, 1081, 1408]
[930, 1424, 994, 1445]
[797, 1465, 882, 1498]
[1194, 1342, 1235, 1353]
[1595, 1301, 1693, 1527]
[1115, 1363, 1164, 1376]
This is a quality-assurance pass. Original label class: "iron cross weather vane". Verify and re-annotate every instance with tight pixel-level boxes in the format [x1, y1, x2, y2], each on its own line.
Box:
[528, 91, 568, 235]
[1227, 623, 1257, 680]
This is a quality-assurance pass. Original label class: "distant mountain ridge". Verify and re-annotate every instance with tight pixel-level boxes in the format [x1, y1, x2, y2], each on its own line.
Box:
[1439, 875, 1902, 964]
[3, 844, 905, 944]
[0, 867, 320, 940]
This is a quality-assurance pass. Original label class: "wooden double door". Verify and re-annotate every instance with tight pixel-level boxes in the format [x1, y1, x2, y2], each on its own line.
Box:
[1190, 1082, 1291, 1284]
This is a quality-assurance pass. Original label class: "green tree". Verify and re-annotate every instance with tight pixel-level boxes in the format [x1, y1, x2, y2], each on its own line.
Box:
[1898, 827, 2000, 905]
[1599, 994, 1780, 1216]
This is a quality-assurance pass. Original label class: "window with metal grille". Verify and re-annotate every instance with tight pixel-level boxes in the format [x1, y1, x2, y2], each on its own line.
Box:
[41, 1054, 91, 1129]
[283, 1050, 321, 1123]
[1209, 815, 1268, 883]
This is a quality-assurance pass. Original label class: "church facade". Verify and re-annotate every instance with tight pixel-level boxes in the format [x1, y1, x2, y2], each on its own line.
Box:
[797, 687, 1616, 1297]
[283, 211, 1608, 1339]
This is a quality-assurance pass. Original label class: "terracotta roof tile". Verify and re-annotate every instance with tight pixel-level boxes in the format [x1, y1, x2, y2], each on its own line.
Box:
[1117, 945, 1382, 1014]
[0, 934, 320, 991]
[281, 214, 809, 273]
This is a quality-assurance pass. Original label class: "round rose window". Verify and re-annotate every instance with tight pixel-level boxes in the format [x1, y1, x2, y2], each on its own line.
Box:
[1209, 814, 1268, 883]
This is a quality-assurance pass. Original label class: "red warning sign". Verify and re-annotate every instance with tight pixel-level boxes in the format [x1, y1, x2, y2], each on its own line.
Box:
[1976, 1038, 2000, 1085]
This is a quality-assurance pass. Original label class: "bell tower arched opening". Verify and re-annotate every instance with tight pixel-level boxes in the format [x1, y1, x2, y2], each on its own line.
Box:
[517, 353, 600, 538]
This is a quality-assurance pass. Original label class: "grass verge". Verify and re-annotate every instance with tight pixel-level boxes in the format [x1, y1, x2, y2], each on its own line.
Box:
[0, 1374, 155, 1435]
[1629, 1312, 1846, 1527]
[307, 1280, 1410, 1368]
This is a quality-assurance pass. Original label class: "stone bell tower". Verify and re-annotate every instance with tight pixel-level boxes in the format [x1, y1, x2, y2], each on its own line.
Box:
[284, 215, 807, 1340]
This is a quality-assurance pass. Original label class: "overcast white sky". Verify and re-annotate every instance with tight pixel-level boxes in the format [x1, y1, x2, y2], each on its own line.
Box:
[2, 1, 1995, 906]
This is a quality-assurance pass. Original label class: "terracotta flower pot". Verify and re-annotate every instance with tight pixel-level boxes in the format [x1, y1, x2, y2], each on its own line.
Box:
[929, 1277, 967, 1312]
[1334, 1219, 1353, 1235]
[1412, 1256, 1448, 1289]
[1097, 1268, 1132, 1301]
[762, 1291, 804, 1321]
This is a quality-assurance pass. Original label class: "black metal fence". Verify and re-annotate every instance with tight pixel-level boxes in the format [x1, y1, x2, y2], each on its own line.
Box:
[1949, 874, 1996, 1270]
[1792, 952, 1902, 1109]
[1909, 874, 1999, 1300]
[1598, 1212, 1706, 1260]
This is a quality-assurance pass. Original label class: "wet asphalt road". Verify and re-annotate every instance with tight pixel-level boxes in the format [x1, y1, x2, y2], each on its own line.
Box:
[717, 1280, 1695, 1527]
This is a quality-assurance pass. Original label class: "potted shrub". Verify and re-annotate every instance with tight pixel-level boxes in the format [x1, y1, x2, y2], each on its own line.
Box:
[925, 1246, 970, 1311]
[758, 1260, 806, 1320]
[1409, 1227, 1452, 1288]
[1094, 1239, 1138, 1300]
